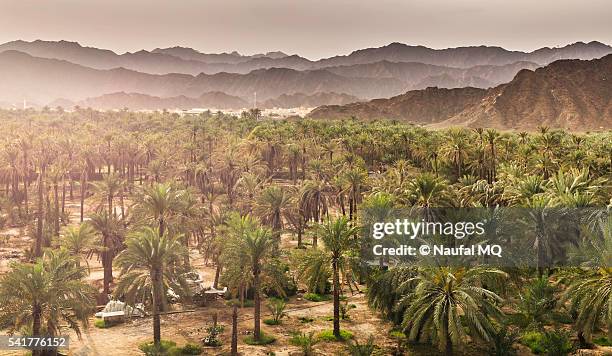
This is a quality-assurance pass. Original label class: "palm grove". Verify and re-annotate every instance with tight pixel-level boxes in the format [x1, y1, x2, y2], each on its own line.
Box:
[0, 107, 610, 355]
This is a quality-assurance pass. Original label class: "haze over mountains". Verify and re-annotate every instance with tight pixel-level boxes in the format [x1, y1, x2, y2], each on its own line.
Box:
[0, 39, 610, 129]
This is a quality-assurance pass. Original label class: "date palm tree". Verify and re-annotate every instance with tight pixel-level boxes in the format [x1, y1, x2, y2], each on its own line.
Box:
[315, 216, 360, 339]
[221, 216, 274, 342]
[399, 267, 506, 355]
[57, 222, 99, 270]
[114, 227, 189, 347]
[0, 249, 95, 356]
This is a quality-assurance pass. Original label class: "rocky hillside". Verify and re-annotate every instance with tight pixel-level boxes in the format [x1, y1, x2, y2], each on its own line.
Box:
[309, 55, 612, 130]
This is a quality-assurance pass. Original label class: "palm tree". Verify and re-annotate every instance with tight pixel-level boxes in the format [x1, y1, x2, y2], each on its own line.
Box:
[58, 222, 99, 269]
[400, 267, 506, 355]
[136, 183, 184, 238]
[90, 210, 124, 301]
[315, 216, 360, 339]
[90, 172, 124, 217]
[254, 185, 293, 245]
[222, 217, 274, 342]
[0, 249, 95, 356]
[114, 227, 189, 347]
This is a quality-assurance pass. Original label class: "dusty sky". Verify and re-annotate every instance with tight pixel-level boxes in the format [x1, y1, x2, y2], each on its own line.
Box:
[1, 0, 610, 59]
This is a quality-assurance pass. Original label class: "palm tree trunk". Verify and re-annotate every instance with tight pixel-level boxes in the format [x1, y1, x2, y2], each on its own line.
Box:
[24, 152, 29, 215]
[53, 182, 59, 235]
[80, 170, 87, 222]
[102, 233, 112, 302]
[231, 305, 238, 355]
[35, 169, 45, 258]
[151, 267, 163, 346]
[253, 266, 261, 341]
[332, 259, 341, 339]
[32, 303, 42, 356]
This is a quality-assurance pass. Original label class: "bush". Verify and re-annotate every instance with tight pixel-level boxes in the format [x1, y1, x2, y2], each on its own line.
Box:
[304, 293, 331, 302]
[521, 331, 546, 354]
[266, 298, 287, 324]
[263, 318, 281, 325]
[593, 336, 612, 346]
[94, 319, 107, 329]
[178, 343, 202, 355]
[317, 329, 353, 342]
[521, 330, 572, 355]
[138, 340, 177, 356]
[347, 335, 376, 355]
[541, 330, 573, 356]
[202, 325, 224, 347]
[518, 277, 556, 329]
[290, 332, 319, 356]
[244, 333, 276, 345]
[490, 326, 518, 356]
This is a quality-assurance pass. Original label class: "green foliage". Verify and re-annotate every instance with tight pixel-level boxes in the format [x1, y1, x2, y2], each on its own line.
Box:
[266, 298, 287, 324]
[202, 325, 224, 347]
[340, 301, 357, 320]
[593, 336, 612, 346]
[244, 333, 276, 345]
[518, 276, 557, 329]
[318, 329, 354, 342]
[176, 343, 202, 355]
[0, 249, 95, 338]
[303, 293, 331, 302]
[94, 319, 107, 329]
[289, 332, 319, 356]
[489, 326, 518, 356]
[347, 335, 376, 355]
[520, 331, 546, 354]
[540, 330, 573, 356]
[138, 340, 177, 356]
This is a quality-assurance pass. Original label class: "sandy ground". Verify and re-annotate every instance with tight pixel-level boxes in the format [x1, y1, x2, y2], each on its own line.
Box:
[0, 198, 399, 356]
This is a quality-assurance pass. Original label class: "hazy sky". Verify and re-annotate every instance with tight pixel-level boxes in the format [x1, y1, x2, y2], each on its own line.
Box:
[1, 0, 610, 59]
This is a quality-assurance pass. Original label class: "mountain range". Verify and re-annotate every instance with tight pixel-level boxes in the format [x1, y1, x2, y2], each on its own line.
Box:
[0, 39, 610, 129]
[309, 55, 612, 130]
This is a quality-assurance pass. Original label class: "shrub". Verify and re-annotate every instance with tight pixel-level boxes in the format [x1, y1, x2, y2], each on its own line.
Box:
[490, 326, 518, 356]
[263, 318, 281, 325]
[340, 301, 357, 320]
[138, 340, 177, 356]
[347, 335, 376, 355]
[94, 319, 107, 329]
[593, 336, 612, 346]
[541, 330, 573, 356]
[317, 329, 353, 342]
[244, 333, 276, 345]
[304, 293, 330, 302]
[290, 332, 319, 356]
[202, 325, 224, 347]
[521, 331, 546, 354]
[518, 277, 556, 329]
[266, 298, 287, 324]
[178, 343, 202, 355]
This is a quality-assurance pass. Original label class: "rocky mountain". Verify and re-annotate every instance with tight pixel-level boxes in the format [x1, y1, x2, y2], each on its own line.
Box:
[1, 40, 609, 75]
[0, 50, 404, 104]
[309, 55, 612, 130]
[308, 87, 487, 123]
